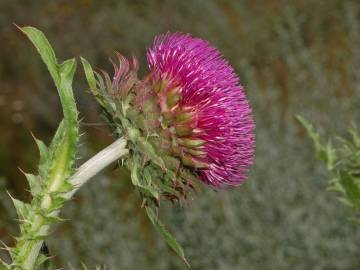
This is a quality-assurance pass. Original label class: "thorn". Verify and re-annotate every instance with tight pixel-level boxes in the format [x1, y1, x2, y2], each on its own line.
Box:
[182, 256, 191, 268]
[81, 122, 107, 127]
[13, 23, 22, 31]
[9, 233, 18, 242]
[18, 167, 26, 175]
[0, 247, 11, 253]
[0, 240, 11, 252]
[13, 217, 24, 224]
[29, 131, 38, 142]
[18, 218, 32, 225]
[80, 262, 87, 270]
[6, 191, 14, 200]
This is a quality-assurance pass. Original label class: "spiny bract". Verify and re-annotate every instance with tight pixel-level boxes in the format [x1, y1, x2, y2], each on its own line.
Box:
[91, 32, 255, 204]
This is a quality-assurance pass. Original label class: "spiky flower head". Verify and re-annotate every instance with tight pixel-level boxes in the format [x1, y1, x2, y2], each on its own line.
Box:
[88, 33, 255, 205]
[147, 33, 255, 187]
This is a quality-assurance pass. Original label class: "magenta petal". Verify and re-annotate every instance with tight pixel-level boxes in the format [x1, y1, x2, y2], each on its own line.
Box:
[147, 33, 255, 187]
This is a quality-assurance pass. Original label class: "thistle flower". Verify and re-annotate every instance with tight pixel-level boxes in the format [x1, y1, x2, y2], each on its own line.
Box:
[85, 32, 255, 204]
[147, 33, 255, 187]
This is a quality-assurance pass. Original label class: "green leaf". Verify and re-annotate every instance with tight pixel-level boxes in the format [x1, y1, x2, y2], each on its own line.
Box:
[349, 127, 360, 148]
[24, 173, 42, 196]
[325, 140, 336, 171]
[297, 115, 336, 170]
[56, 180, 74, 194]
[57, 58, 78, 123]
[340, 171, 360, 209]
[10, 195, 31, 220]
[46, 195, 66, 213]
[32, 137, 49, 177]
[35, 253, 51, 270]
[145, 206, 189, 267]
[297, 115, 322, 152]
[47, 121, 65, 155]
[20, 26, 79, 183]
[299, 115, 360, 219]
[18, 26, 59, 84]
[19, 26, 78, 147]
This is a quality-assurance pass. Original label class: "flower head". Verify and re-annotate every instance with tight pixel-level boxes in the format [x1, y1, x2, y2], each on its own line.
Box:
[147, 33, 255, 187]
[87, 32, 255, 204]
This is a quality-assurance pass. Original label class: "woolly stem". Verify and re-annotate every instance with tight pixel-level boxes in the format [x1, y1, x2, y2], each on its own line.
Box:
[19, 137, 128, 270]
[67, 137, 128, 198]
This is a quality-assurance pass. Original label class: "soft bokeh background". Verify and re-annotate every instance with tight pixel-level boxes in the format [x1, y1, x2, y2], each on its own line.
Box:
[1, 0, 360, 269]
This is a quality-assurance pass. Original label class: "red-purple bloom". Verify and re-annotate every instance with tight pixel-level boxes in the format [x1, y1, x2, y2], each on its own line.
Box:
[147, 33, 255, 187]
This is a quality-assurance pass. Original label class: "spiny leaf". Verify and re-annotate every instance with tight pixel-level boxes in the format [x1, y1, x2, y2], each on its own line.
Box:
[19, 26, 79, 183]
[297, 115, 336, 170]
[145, 206, 189, 267]
[297, 115, 322, 148]
[299, 115, 360, 217]
[55, 180, 74, 194]
[32, 136, 49, 178]
[339, 171, 360, 209]
[9, 195, 31, 221]
[325, 140, 336, 170]
[11, 26, 80, 270]
[35, 253, 51, 270]
[46, 195, 66, 213]
[349, 127, 360, 148]
[57, 58, 78, 125]
[19, 26, 79, 150]
[23, 172, 42, 196]
[48, 120, 66, 156]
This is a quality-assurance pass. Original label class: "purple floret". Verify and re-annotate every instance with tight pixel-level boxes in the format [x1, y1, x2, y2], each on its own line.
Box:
[147, 33, 255, 187]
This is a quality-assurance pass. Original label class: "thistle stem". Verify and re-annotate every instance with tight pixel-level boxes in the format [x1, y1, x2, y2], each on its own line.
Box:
[66, 137, 128, 199]
[17, 137, 128, 270]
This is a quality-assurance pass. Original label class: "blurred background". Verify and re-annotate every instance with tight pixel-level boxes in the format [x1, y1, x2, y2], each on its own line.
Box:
[1, 0, 360, 269]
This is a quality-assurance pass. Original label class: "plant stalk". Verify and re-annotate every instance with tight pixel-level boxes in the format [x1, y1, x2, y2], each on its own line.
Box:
[19, 137, 128, 270]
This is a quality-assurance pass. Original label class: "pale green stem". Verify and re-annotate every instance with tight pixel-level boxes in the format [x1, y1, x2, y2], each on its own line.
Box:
[20, 137, 128, 270]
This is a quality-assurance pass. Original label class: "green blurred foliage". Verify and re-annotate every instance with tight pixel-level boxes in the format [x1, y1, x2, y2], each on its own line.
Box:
[1, 0, 360, 269]
[299, 116, 360, 214]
